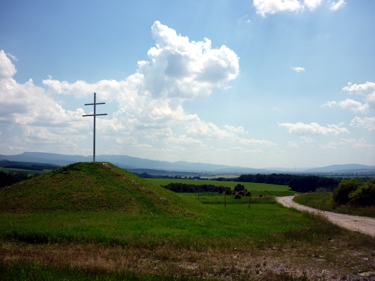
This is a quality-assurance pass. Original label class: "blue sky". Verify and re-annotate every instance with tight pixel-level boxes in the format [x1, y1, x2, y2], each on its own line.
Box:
[0, 0, 374, 168]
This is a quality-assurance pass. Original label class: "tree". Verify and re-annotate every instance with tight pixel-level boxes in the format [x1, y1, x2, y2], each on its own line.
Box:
[234, 184, 245, 192]
[333, 178, 375, 206]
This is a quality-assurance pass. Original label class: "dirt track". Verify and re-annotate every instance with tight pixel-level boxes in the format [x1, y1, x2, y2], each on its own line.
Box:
[276, 196, 375, 238]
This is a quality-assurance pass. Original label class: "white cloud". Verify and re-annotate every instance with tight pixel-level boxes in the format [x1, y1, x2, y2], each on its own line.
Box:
[0, 50, 17, 78]
[300, 136, 316, 143]
[323, 81, 375, 114]
[45, 21, 239, 103]
[304, 0, 323, 10]
[329, 0, 346, 11]
[342, 81, 375, 95]
[288, 141, 299, 148]
[342, 138, 375, 151]
[142, 21, 239, 100]
[253, 0, 303, 16]
[321, 141, 345, 150]
[322, 99, 368, 114]
[253, 0, 344, 16]
[238, 138, 276, 146]
[279, 122, 349, 135]
[238, 15, 251, 25]
[293, 66, 305, 73]
[224, 125, 247, 134]
[6, 52, 18, 61]
[0, 22, 276, 160]
[350, 117, 375, 131]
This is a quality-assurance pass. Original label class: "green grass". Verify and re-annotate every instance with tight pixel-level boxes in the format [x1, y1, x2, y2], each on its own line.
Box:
[294, 192, 375, 218]
[147, 178, 295, 197]
[0, 202, 317, 249]
[1, 163, 375, 280]
[0, 162, 202, 215]
[0, 163, 311, 247]
[0, 167, 47, 175]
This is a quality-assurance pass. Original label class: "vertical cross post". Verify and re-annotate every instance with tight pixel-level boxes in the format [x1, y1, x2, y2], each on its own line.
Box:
[82, 93, 107, 162]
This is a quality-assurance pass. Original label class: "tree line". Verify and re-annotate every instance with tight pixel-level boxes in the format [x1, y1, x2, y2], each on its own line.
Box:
[233, 173, 341, 192]
[0, 160, 59, 171]
[162, 183, 232, 194]
[0, 171, 30, 188]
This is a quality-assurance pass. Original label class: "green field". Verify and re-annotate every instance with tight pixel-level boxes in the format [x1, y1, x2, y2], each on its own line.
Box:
[147, 178, 295, 197]
[0, 167, 49, 175]
[1, 163, 374, 280]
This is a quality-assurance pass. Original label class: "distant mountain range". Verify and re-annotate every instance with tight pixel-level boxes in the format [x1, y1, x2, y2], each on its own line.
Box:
[0, 152, 374, 176]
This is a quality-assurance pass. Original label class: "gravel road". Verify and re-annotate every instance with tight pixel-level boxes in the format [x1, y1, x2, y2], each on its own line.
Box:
[276, 196, 375, 238]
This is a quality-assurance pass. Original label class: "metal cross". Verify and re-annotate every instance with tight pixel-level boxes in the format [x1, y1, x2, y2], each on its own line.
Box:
[82, 93, 107, 162]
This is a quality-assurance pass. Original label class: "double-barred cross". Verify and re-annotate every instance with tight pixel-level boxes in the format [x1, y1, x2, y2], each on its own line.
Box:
[82, 93, 107, 162]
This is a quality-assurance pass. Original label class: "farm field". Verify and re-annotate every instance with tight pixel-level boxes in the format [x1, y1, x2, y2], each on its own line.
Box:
[0, 160, 59, 175]
[0, 167, 52, 175]
[147, 178, 295, 197]
[0, 163, 374, 280]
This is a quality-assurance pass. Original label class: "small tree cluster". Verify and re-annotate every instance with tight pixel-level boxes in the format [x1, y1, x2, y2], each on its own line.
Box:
[162, 183, 231, 194]
[333, 178, 375, 207]
[0, 171, 29, 188]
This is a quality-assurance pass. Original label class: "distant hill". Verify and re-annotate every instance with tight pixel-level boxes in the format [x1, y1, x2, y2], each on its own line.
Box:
[0, 160, 60, 171]
[0, 152, 276, 174]
[0, 152, 374, 175]
[303, 164, 375, 174]
[0, 162, 200, 214]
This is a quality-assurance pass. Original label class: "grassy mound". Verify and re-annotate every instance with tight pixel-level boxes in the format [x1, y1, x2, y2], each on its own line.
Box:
[0, 162, 197, 214]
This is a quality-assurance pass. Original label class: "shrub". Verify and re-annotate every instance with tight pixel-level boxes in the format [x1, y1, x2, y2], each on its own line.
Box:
[333, 178, 375, 207]
[348, 178, 375, 206]
[234, 184, 245, 192]
[333, 178, 364, 205]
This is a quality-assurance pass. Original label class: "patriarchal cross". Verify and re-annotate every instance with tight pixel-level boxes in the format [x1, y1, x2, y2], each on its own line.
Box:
[82, 93, 107, 162]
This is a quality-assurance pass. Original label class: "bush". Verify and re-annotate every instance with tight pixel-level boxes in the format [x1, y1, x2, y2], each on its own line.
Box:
[234, 184, 245, 192]
[333, 178, 375, 207]
[348, 178, 375, 206]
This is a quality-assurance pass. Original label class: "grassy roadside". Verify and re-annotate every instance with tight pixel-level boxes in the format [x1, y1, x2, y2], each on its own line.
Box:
[294, 192, 375, 218]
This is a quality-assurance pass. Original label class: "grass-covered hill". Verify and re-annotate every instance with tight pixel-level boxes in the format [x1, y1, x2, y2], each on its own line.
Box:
[0, 162, 200, 214]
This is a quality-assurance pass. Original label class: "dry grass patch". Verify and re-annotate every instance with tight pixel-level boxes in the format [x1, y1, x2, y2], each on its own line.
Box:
[1, 231, 375, 281]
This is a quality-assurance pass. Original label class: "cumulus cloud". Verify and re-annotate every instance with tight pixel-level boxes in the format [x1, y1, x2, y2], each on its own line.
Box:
[322, 81, 375, 114]
[279, 122, 349, 135]
[45, 21, 239, 102]
[342, 81, 375, 95]
[224, 125, 247, 134]
[322, 99, 368, 114]
[0, 50, 17, 78]
[146, 21, 239, 99]
[350, 117, 375, 131]
[304, 0, 323, 10]
[253, 0, 303, 16]
[0, 22, 274, 160]
[253, 0, 344, 16]
[293, 67, 305, 73]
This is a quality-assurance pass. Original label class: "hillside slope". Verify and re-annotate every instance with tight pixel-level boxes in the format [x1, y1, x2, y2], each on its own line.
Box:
[0, 162, 199, 214]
